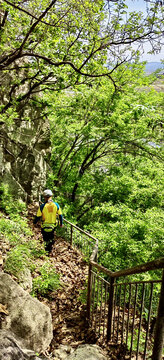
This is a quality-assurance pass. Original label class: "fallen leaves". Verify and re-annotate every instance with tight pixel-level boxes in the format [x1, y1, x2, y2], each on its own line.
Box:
[0, 255, 3, 266]
[0, 303, 9, 315]
[27, 206, 116, 358]
[37, 237, 94, 351]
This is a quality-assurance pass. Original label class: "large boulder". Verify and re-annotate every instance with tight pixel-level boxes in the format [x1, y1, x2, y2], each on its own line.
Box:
[52, 344, 108, 360]
[0, 273, 53, 353]
[18, 268, 33, 293]
[66, 344, 107, 360]
[0, 330, 45, 360]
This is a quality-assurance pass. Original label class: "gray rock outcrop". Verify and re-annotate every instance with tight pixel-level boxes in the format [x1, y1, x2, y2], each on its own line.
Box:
[0, 64, 51, 201]
[66, 344, 107, 360]
[18, 268, 33, 293]
[0, 330, 45, 360]
[0, 119, 51, 201]
[52, 344, 108, 360]
[0, 273, 53, 353]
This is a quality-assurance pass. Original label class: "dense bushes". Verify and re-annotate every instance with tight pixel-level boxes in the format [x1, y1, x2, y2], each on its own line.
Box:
[0, 184, 60, 297]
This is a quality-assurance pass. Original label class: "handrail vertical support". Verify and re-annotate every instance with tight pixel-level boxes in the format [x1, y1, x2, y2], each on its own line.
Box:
[70, 224, 73, 246]
[152, 270, 164, 360]
[87, 262, 92, 321]
[107, 276, 115, 342]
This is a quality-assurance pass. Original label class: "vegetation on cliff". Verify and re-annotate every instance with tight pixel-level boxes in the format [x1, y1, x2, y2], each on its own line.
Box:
[0, 0, 163, 274]
[0, 184, 60, 296]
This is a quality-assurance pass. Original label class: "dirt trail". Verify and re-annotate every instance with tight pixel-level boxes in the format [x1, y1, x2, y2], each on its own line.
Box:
[47, 237, 97, 350]
[28, 205, 124, 359]
[28, 205, 97, 351]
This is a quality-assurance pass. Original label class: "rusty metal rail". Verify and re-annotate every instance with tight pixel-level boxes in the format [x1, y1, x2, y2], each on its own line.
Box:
[62, 218, 164, 360]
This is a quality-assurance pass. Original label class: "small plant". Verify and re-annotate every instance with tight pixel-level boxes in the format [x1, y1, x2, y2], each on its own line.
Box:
[32, 262, 60, 297]
[127, 328, 153, 358]
[0, 184, 12, 211]
[4, 244, 30, 278]
[0, 184, 27, 216]
[27, 239, 47, 259]
[78, 280, 88, 304]
[0, 215, 32, 244]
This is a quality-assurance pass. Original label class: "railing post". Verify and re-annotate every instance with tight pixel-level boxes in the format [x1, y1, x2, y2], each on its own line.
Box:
[107, 276, 115, 341]
[152, 270, 164, 360]
[87, 262, 92, 321]
[70, 225, 73, 246]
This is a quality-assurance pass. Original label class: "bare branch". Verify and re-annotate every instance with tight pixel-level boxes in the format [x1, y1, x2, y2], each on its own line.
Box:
[3, 0, 60, 27]
[64, 28, 83, 60]
[0, 71, 53, 114]
[1, 51, 118, 84]
[124, 140, 164, 161]
[0, 10, 8, 29]
[18, 0, 58, 52]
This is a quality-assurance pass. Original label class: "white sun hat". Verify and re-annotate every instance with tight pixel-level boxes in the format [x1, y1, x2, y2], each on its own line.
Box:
[43, 189, 53, 197]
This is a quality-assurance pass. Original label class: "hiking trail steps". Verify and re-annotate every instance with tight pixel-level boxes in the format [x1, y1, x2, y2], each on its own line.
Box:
[26, 205, 125, 359]
[28, 205, 103, 355]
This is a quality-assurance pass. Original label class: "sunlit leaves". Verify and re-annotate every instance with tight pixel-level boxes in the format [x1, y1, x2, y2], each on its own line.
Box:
[46, 68, 164, 273]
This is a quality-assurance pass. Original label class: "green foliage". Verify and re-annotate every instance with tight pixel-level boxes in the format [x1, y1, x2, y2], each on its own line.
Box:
[0, 107, 19, 125]
[1, 220, 46, 278]
[4, 244, 31, 278]
[32, 262, 60, 297]
[47, 73, 164, 278]
[1, 189, 60, 298]
[78, 280, 88, 304]
[1, 0, 164, 129]
[0, 183, 27, 218]
[1, 0, 164, 299]
[0, 184, 32, 248]
[0, 215, 32, 242]
[127, 330, 146, 354]
[28, 239, 47, 259]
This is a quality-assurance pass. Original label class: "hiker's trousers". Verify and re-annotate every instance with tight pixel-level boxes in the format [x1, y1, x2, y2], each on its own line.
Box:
[41, 228, 55, 253]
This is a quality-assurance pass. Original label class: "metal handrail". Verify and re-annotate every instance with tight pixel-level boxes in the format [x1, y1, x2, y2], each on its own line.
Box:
[111, 257, 164, 278]
[63, 218, 99, 243]
[63, 218, 164, 276]
[62, 218, 164, 360]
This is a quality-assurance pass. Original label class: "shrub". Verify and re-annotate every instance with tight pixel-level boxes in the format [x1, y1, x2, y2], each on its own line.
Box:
[4, 244, 30, 278]
[0, 215, 32, 244]
[32, 262, 60, 297]
[0, 183, 28, 223]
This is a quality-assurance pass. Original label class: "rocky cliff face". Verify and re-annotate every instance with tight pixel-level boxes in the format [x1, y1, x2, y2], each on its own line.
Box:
[0, 273, 53, 353]
[0, 117, 51, 201]
[0, 64, 51, 201]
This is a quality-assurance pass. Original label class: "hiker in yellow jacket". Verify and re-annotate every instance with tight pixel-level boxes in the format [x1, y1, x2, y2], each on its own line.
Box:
[33, 189, 63, 254]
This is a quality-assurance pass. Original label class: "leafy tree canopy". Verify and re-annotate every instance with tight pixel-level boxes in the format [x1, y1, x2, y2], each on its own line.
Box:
[0, 0, 163, 273]
[46, 70, 164, 271]
[48, 71, 163, 198]
[0, 0, 164, 120]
